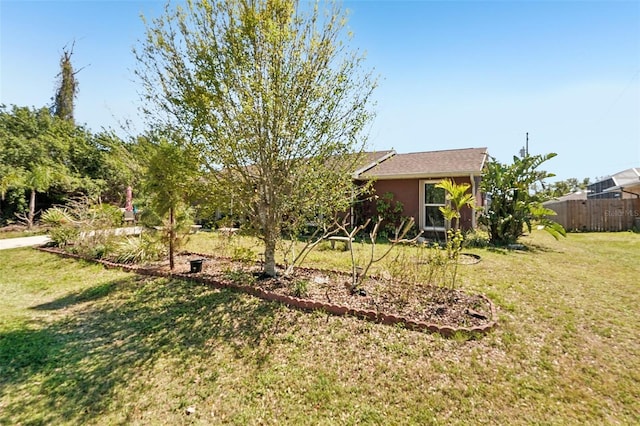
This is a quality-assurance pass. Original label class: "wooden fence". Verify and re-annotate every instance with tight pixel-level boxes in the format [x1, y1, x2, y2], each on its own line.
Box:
[545, 198, 640, 232]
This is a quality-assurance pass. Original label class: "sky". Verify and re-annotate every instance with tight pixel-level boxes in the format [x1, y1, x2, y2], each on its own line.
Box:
[1, 0, 639, 183]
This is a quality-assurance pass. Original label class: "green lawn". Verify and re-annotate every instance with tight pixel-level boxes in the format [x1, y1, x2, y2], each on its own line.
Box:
[1, 231, 638, 424]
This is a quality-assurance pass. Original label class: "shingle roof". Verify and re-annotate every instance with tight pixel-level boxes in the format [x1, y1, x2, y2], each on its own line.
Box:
[357, 147, 488, 179]
[352, 150, 395, 176]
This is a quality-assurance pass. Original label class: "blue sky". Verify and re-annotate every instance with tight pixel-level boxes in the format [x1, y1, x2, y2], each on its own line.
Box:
[1, 0, 639, 182]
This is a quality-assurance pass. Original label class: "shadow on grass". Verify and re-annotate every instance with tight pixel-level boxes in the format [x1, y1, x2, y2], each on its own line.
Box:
[0, 274, 287, 425]
[485, 242, 560, 255]
[30, 280, 122, 311]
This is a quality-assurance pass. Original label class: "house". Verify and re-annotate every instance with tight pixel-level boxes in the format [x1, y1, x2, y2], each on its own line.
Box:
[354, 147, 488, 233]
[587, 168, 640, 199]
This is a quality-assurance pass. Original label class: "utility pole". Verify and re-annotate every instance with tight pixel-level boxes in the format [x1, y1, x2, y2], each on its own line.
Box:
[519, 132, 529, 158]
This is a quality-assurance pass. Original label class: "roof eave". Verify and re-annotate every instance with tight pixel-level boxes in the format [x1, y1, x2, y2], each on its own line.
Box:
[356, 170, 483, 181]
[352, 150, 397, 179]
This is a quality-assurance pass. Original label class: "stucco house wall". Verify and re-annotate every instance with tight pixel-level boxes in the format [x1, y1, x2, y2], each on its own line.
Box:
[355, 148, 488, 234]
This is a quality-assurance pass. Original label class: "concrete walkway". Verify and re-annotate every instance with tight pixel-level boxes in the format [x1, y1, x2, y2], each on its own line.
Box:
[0, 235, 51, 250]
[0, 227, 144, 251]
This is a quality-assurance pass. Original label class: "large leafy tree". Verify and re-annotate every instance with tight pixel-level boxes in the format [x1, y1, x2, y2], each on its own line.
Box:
[0, 105, 69, 227]
[0, 165, 23, 219]
[0, 105, 137, 226]
[136, 0, 377, 276]
[479, 153, 566, 246]
[81, 130, 144, 205]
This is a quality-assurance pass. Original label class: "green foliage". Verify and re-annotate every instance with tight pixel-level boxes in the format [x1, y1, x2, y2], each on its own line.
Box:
[479, 153, 566, 246]
[140, 133, 200, 269]
[0, 104, 139, 226]
[375, 192, 405, 238]
[40, 206, 71, 227]
[291, 279, 310, 298]
[435, 179, 476, 232]
[107, 233, 166, 264]
[135, 0, 377, 277]
[432, 180, 477, 288]
[231, 246, 256, 264]
[463, 229, 490, 248]
[0, 165, 23, 201]
[529, 204, 567, 241]
[48, 225, 80, 247]
[41, 207, 77, 247]
[142, 135, 200, 218]
[41, 198, 123, 251]
[540, 177, 591, 198]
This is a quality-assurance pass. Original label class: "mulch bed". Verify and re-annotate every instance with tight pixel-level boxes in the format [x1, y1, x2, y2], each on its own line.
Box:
[39, 248, 497, 337]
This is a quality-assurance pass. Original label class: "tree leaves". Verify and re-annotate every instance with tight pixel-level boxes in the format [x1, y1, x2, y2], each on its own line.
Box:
[135, 0, 377, 276]
[479, 153, 566, 246]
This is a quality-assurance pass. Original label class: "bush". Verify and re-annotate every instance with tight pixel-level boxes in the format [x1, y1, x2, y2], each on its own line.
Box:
[48, 225, 79, 247]
[107, 233, 166, 264]
[463, 229, 490, 248]
[292, 279, 309, 297]
[231, 246, 255, 264]
[41, 207, 72, 227]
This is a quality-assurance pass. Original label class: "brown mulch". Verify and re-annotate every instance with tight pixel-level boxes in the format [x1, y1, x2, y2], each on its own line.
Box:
[139, 253, 493, 330]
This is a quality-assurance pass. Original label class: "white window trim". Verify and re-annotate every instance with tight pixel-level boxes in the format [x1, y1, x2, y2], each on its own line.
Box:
[419, 180, 447, 231]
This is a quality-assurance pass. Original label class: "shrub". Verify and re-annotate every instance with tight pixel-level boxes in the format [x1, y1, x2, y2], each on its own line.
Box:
[232, 246, 255, 264]
[291, 279, 309, 298]
[48, 225, 79, 247]
[375, 192, 405, 239]
[107, 233, 166, 264]
[41, 207, 72, 227]
[463, 229, 490, 248]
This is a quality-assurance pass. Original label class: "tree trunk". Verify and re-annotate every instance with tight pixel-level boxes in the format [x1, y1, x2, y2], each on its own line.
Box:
[259, 197, 279, 277]
[28, 189, 36, 229]
[169, 206, 175, 270]
[263, 235, 277, 277]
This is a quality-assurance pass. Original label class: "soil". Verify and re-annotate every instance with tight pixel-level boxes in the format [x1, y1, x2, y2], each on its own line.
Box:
[139, 253, 493, 330]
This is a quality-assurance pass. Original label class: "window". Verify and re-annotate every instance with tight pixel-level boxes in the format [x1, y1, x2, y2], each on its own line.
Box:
[421, 181, 446, 230]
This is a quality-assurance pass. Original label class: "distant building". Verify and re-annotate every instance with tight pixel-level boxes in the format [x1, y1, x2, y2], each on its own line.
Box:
[587, 168, 640, 199]
[550, 191, 588, 202]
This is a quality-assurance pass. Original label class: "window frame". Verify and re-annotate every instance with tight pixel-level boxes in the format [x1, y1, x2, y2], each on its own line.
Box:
[419, 180, 447, 231]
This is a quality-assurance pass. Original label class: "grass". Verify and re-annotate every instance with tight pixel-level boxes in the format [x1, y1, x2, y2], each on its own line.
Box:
[0, 226, 48, 239]
[1, 230, 639, 424]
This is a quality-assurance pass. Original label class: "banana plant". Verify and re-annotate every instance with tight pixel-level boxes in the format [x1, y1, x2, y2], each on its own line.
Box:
[479, 153, 566, 246]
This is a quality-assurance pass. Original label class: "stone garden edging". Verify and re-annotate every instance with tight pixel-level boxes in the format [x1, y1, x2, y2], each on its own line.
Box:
[38, 247, 498, 337]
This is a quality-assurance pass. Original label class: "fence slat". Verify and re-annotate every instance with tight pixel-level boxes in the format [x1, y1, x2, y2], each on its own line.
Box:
[546, 199, 640, 231]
